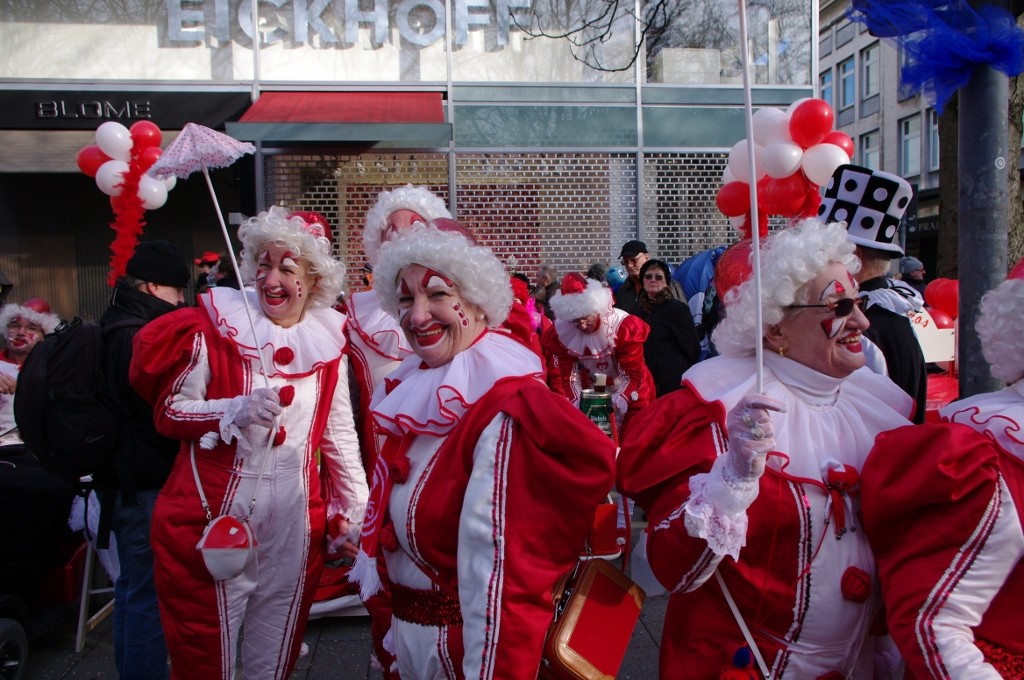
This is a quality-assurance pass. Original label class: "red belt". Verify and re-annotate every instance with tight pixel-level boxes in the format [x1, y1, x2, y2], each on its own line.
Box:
[391, 582, 464, 626]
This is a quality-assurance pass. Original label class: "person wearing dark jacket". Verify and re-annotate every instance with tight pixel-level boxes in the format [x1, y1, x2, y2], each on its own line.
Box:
[614, 240, 684, 314]
[99, 240, 189, 680]
[635, 259, 700, 396]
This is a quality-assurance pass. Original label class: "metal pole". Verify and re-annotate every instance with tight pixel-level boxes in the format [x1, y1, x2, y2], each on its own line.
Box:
[958, 0, 1011, 398]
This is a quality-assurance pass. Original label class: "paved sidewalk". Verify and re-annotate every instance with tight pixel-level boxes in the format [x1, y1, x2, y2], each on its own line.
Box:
[21, 530, 665, 679]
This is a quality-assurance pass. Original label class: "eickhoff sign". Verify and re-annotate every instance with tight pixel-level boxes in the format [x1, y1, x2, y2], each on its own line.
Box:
[166, 0, 532, 48]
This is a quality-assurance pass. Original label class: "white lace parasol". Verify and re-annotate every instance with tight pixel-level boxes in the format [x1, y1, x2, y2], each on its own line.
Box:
[147, 123, 255, 180]
[148, 123, 269, 384]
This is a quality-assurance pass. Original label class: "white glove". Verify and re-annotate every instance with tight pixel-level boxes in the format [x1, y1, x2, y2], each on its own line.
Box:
[231, 387, 283, 430]
[724, 394, 786, 480]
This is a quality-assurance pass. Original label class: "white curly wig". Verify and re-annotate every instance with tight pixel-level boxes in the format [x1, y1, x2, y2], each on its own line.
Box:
[363, 185, 451, 266]
[977, 275, 1024, 384]
[0, 301, 60, 336]
[712, 219, 860, 357]
[373, 221, 512, 328]
[237, 206, 345, 307]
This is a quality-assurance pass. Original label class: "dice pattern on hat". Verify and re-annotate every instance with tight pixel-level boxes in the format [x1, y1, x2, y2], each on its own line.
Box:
[818, 165, 913, 256]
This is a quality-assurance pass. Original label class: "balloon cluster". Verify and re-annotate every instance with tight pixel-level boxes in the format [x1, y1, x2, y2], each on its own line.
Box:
[716, 99, 853, 238]
[77, 121, 176, 210]
[925, 278, 959, 328]
[76, 121, 178, 286]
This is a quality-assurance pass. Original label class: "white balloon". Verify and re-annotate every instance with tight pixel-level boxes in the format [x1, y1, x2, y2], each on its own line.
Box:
[95, 122, 132, 162]
[722, 166, 737, 185]
[752, 108, 791, 146]
[762, 141, 804, 179]
[801, 143, 851, 186]
[162, 175, 177, 191]
[95, 159, 129, 196]
[137, 174, 169, 210]
[728, 215, 747, 232]
[727, 140, 765, 184]
[786, 97, 812, 117]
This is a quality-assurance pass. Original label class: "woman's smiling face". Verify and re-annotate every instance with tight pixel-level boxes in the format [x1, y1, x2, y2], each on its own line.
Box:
[772, 262, 870, 379]
[396, 264, 488, 367]
[255, 242, 318, 328]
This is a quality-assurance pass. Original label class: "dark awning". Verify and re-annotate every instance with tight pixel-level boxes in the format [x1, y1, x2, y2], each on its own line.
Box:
[226, 92, 451, 146]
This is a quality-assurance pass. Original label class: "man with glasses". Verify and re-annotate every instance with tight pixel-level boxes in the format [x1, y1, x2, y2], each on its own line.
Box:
[821, 164, 927, 423]
[0, 298, 60, 448]
[614, 240, 684, 315]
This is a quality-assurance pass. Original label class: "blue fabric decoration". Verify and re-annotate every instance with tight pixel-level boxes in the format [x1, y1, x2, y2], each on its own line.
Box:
[673, 245, 727, 301]
[848, 0, 1024, 113]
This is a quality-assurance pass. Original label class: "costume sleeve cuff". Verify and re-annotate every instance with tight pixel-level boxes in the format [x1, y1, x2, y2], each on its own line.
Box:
[682, 456, 759, 560]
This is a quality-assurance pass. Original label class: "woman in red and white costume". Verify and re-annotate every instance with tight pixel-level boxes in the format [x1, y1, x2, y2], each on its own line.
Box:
[349, 220, 615, 680]
[348, 185, 452, 471]
[861, 258, 1024, 679]
[0, 298, 59, 447]
[540, 273, 655, 437]
[129, 207, 368, 680]
[618, 220, 914, 679]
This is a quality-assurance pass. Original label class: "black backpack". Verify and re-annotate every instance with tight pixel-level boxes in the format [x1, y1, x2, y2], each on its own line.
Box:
[14, 317, 141, 480]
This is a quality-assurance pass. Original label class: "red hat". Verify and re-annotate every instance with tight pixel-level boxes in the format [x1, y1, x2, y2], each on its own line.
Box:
[510, 275, 529, 304]
[714, 240, 754, 305]
[193, 251, 221, 266]
[0, 298, 60, 335]
[289, 211, 334, 247]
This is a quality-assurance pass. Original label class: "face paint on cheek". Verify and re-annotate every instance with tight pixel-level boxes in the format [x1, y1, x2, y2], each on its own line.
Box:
[294, 279, 303, 298]
[255, 271, 268, 283]
[821, 317, 845, 339]
[453, 302, 468, 327]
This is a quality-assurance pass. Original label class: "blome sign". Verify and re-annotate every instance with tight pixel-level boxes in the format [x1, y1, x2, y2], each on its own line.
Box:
[166, 0, 533, 48]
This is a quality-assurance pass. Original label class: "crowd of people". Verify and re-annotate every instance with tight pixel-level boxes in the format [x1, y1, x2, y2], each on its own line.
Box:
[0, 161, 1021, 679]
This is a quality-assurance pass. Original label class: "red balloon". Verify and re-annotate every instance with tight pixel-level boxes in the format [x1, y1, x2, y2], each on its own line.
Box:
[928, 308, 954, 329]
[76, 145, 112, 178]
[755, 175, 774, 214]
[797, 175, 823, 217]
[789, 99, 835, 149]
[931, 279, 959, 318]
[130, 120, 162, 149]
[138, 145, 163, 171]
[762, 173, 806, 216]
[716, 181, 752, 218]
[822, 131, 855, 159]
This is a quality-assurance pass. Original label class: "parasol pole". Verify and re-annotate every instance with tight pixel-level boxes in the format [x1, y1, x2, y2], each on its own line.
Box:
[737, 0, 765, 393]
[201, 162, 271, 388]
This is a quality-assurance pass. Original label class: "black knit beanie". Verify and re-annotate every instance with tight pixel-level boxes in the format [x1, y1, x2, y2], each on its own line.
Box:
[126, 240, 191, 287]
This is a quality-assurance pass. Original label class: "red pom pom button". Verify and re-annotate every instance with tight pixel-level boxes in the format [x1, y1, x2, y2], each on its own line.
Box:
[841, 566, 871, 603]
[278, 385, 295, 406]
[274, 347, 295, 365]
[273, 426, 286, 446]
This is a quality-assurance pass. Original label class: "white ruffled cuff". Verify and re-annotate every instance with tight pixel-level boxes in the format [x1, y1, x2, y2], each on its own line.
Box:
[219, 395, 248, 446]
[682, 456, 760, 560]
[328, 500, 366, 541]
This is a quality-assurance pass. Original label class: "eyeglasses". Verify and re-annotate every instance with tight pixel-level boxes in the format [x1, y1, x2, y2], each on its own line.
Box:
[788, 297, 863, 317]
[6, 322, 42, 333]
[643, 273, 665, 281]
[620, 254, 646, 265]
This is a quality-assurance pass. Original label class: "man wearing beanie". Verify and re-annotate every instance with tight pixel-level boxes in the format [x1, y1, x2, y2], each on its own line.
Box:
[99, 239, 189, 680]
[899, 256, 927, 297]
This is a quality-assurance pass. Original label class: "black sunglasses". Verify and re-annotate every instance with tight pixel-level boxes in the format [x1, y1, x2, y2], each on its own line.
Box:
[788, 297, 863, 317]
[643, 273, 665, 281]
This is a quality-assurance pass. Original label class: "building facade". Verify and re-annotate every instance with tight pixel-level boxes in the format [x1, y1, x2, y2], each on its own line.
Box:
[818, 0, 942, 268]
[1, 0, 813, 319]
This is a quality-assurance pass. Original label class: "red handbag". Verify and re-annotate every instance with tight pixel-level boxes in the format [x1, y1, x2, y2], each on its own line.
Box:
[541, 496, 645, 680]
[540, 558, 646, 680]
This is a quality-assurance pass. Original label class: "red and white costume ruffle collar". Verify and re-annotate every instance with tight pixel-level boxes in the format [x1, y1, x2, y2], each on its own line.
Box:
[552, 308, 627, 359]
[370, 330, 544, 438]
[942, 379, 1024, 457]
[200, 287, 347, 379]
[346, 289, 413, 362]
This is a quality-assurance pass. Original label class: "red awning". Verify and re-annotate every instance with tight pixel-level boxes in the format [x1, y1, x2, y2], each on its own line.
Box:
[227, 92, 450, 146]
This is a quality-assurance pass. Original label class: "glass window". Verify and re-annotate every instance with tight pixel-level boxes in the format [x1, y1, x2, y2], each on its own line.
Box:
[820, 70, 833, 109]
[645, 0, 813, 86]
[861, 43, 879, 98]
[928, 109, 940, 170]
[900, 115, 922, 177]
[839, 57, 856, 110]
[860, 130, 880, 170]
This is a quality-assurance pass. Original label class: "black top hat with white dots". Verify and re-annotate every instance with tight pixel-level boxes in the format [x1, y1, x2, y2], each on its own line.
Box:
[818, 164, 914, 256]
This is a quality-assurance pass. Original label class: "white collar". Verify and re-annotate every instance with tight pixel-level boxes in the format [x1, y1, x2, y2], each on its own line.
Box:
[553, 308, 627, 358]
[764, 352, 845, 407]
[346, 289, 414, 361]
[370, 331, 544, 437]
[201, 287, 347, 378]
